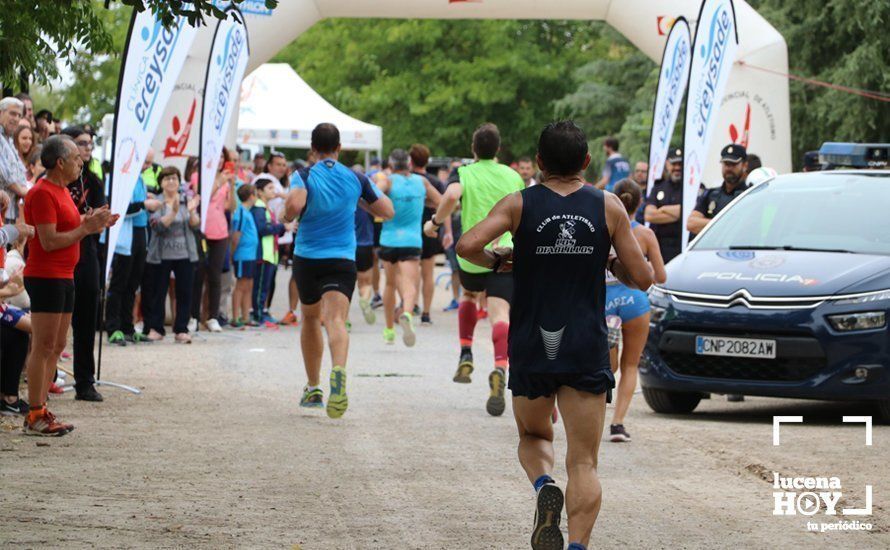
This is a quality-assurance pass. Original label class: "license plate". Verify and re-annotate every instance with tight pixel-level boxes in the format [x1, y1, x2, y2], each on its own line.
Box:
[695, 335, 777, 359]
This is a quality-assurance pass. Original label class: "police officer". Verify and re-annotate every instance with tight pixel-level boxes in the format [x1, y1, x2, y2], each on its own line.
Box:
[644, 147, 684, 262]
[687, 144, 750, 238]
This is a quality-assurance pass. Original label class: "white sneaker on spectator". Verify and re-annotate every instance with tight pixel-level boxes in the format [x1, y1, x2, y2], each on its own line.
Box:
[206, 318, 222, 333]
[188, 318, 198, 332]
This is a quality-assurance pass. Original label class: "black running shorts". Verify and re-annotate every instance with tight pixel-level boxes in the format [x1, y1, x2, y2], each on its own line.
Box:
[508, 369, 614, 401]
[355, 245, 374, 272]
[379, 246, 421, 263]
[25, 277, 75, 313]
[458, 268, 513, 302]
[421, 234, 443, 259]
[293, 257, 357, 305]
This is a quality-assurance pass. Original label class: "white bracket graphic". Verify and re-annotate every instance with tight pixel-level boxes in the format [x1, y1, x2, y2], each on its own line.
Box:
[842, 416, 873, 446]
[773, 416, 803, 446]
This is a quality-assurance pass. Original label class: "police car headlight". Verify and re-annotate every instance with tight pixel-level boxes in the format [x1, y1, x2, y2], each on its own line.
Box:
[827, 311, 886, 332]
[832, 289, 890, 305]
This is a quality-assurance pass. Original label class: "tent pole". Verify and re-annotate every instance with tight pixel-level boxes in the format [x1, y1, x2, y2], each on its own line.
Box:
[365, 150, 370, 172]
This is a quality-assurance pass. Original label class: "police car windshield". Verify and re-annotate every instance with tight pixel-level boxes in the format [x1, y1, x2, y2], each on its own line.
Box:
[692, 173, 890, 256]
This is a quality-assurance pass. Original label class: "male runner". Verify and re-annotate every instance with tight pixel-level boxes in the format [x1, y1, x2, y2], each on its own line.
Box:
[284, 123, 394, 419]
[457, 121, 652, 550]
[377, 149, 441, 346]
[423, 123, 524, 416]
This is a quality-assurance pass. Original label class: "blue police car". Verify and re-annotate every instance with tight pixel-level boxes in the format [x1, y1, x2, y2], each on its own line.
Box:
[641, 145, 890, 422]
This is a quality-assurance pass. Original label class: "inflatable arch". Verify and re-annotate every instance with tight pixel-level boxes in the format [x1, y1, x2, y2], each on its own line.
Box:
[153, 0, 791, 185]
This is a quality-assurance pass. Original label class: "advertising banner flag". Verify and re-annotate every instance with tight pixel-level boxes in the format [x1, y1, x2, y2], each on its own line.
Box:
[199, 8, 250, 232]
[681, 0, 739, 249]
[646, 17, 691, 197]
[106, 10, 198, 277]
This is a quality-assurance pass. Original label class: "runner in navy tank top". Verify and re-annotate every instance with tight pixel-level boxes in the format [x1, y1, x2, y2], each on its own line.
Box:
[456, 121, 652, 550]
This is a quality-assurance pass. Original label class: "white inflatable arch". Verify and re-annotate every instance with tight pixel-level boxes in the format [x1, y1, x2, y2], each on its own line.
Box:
[153, 0, 791, 183]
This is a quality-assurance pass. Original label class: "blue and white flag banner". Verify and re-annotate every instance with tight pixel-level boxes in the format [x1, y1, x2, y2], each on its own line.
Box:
[681, 0, 739, 249]
[199, 8, 250, 232]
[107, 10, 198, 277]
[647, 17, 691, 197]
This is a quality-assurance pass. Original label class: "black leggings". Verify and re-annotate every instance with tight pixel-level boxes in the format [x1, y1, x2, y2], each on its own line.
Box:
[0, 323, 29, 397]
[205, 237, 228, 320]
[105, 227, 147, 335]
[146, 259, 195, 335]
[72, 242, 101, 391]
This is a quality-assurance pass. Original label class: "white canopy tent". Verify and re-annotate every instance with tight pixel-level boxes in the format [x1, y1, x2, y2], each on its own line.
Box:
[237, 63, 382, 152]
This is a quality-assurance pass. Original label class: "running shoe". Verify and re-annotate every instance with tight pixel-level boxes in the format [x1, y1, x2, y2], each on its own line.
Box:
[486, 368, 507, 416]
[261, 313, 279, 325]
[23, 408, 73, 437]
[187, 318, 198, 333]
[280, 311, 299, 326]
[531, 483, 565, 550]
[609, 424, 631, 443]
[359, 297, 376, 325]
[413, 305, 421, 316]
[398, 312, 416, 347]
[453, 350, 474, 383]
[108, 330, 127, 346]
[327, 366, 348, 419]
[0, 398, 28, 416]
[370, 294, 383, 310]
[383, 327, 396, 345]
[421, 313, 432, 326]
[443, 299, 459, 312]
[230, 318, 245, 329]
[205, 318, 223, 333]
[299, 386, 324, 408]
[124, 332, 150, 344]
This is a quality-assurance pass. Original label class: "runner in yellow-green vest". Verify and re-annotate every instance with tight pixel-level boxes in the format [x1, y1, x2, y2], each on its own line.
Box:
[423, 123, 524, 417]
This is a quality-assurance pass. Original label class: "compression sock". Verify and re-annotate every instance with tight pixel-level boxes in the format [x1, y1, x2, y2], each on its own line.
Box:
[567, 543, 587, 550]
[533, 474, 555, 493]
[458, 301, 477, 348]
[492, 321, 509, 370]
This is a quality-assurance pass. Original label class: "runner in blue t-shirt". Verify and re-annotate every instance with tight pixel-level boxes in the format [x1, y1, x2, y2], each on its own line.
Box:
[282, 123, 394, 419]
[596, 136, 630, 192]
[374, 149, 441, 348]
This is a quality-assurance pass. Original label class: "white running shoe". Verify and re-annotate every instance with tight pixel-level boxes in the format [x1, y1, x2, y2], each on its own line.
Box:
[188, 318, 198, 332]
[206, 318, 222, 333]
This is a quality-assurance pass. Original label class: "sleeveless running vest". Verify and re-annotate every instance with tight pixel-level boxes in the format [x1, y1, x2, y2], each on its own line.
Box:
[510, 184, 611, 374]
[381, 173, 426, 249]
[457, 160, 524, 274]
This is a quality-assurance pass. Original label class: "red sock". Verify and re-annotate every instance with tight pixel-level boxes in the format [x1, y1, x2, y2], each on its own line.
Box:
[492, 321, 509, 370]
[458, 301, 477, 347]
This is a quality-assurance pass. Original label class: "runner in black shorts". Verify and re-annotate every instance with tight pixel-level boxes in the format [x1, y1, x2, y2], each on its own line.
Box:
[410, 144, 445, 325]
[457, 121, 652, 550]
[284, 123, 393, 419]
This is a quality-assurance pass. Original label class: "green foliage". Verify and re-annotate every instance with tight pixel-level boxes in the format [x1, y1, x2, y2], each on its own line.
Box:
[748, 0, 890, 165]
[0, 0, 276, 93]
[274, 19, 601, 161]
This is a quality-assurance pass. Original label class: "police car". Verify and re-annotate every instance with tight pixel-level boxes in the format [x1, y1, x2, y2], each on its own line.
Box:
[640, 143, 890, 422]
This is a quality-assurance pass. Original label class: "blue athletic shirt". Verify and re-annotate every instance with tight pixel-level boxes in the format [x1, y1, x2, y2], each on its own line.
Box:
[380, 173, 426, 249]
[292, 159, 380, 260]
[603, 153, 630, 192]
[355, 209, 375, 247]
[232, 204, 259, 261]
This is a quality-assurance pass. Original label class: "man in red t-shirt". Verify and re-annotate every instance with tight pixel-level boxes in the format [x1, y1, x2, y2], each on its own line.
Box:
[21, 135, 116, 436]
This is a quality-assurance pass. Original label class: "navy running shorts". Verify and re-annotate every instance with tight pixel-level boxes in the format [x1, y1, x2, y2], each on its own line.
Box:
[508, 369, 614, 401]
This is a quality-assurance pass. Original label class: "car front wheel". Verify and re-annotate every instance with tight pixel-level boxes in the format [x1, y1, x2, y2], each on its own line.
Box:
[642, 387, 702, 414]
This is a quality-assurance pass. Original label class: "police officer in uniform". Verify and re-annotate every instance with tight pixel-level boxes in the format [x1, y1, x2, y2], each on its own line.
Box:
[687, 144, 750, 238]
[644, 147, 684, 262]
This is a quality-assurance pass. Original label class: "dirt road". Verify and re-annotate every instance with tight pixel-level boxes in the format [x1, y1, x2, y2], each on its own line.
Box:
[1, 271, 887, 548]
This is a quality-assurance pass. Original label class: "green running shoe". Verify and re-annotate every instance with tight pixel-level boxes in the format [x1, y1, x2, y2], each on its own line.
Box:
[108, 330, 126, 346]
[299, 386, 324, 408]
[399, 312, 416, 347]
[487, 367, 507, 417]
[359, 297, 376, 325]
[383, 327, 396, 345]
[327, 366, 348, 419]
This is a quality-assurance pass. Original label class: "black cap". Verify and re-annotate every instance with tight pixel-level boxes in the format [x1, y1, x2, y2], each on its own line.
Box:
[720, 144, 747, 163]
[667, 147, 683, 163]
